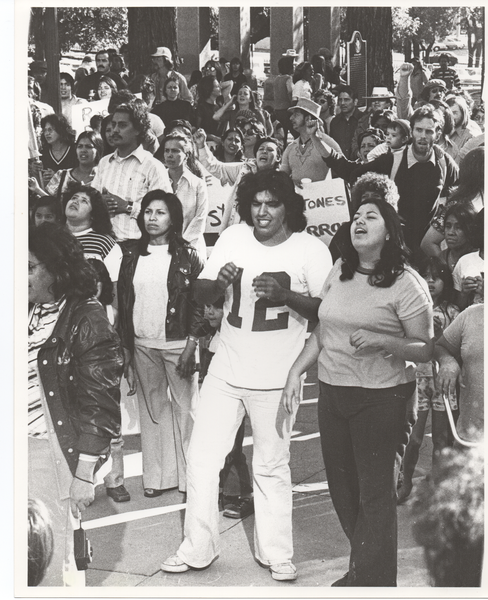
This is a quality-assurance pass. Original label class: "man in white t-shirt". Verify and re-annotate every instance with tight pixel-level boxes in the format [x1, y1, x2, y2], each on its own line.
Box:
[161, 170, 332, 581]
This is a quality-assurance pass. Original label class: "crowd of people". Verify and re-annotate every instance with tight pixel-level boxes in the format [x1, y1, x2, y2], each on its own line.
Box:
[27, 43, 483, 588]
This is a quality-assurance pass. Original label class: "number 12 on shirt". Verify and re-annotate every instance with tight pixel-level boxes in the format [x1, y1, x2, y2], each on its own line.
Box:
[227, 271, 291, 332]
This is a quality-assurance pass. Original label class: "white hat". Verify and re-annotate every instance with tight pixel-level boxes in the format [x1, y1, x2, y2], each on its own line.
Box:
[288, 98, 323, 124]
[151, 47, 172, 60]
[363, 86, 395, 99]
[282, 49, 299, 57]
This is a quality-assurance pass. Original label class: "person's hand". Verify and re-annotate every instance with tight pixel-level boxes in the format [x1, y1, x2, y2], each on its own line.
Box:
[436, 356, 461, 397]
[399, 62, 414, 78]
[41, 168, 55, 186]
[216, 262, 241, 292]
[102, 188, 128, 217]
[30, 159, 43, 176]
[176, 346, 196, 379]
[124, 362, 137, 395]
[350, 329, 386, 352]
[193, 128, 207, 149]
[461, 276, 481, 294]
[252, 273, 287, 303]
[281, 370, 301, 414]
[70, 476, 95, 518]
[28, 177, 44, 196]
[305, 118, 319, 136]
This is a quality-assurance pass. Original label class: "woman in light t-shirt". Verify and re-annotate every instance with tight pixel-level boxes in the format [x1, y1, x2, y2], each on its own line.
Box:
[282, 197, 434, 587]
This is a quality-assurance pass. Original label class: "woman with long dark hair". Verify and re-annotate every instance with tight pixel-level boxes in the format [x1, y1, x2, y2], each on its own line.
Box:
[29, 130, 103, 203]
[195, 75, 224, 142]
[421, 146, 484, 258]
[62, 183, 122, 287]
[28, 222, 123, 585]
[117, 190, 206, 497]
[282, 196, 434, 586]
[35, 114, 77, 187]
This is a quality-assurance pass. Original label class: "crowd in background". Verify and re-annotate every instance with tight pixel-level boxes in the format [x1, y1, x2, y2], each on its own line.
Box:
[27, 42, 484, 588]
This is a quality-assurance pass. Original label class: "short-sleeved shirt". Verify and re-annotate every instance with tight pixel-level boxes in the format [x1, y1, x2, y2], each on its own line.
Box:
[442, 304, 484, 441]
[199, 224, 332, 389]
[317, 261, 432, 388]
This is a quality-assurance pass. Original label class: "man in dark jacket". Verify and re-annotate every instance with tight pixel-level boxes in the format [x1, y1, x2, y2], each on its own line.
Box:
[76, 50, 127, 100]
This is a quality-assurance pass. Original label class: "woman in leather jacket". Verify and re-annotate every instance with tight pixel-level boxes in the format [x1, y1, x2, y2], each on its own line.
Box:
[118, 190, 206, 498]
[28, 223, 123, 586]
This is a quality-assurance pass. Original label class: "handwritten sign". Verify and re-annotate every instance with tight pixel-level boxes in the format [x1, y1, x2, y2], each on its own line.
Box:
[299, 179, 350, 246]
[71, 98, 110, 137]
[203, 173, 234, 237]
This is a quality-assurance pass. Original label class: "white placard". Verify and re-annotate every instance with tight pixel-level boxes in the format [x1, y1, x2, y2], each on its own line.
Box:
[300, 178, 350, 246]
[71, 98, 110, 137]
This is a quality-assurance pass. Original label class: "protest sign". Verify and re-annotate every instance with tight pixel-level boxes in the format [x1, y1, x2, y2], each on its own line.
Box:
[300, 178, 350, 246]
[71, 98, 110, 136]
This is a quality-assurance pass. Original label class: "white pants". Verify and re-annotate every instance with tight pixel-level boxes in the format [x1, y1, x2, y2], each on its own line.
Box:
[177, 373, 298, 568]
[134, 345, 198, 492]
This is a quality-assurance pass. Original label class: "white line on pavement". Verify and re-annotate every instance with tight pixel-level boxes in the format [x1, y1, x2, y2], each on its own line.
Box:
[84, 503, 187, 530]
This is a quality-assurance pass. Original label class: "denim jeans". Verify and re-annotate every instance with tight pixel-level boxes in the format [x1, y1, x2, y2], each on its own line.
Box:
[318, 381, 415, 586]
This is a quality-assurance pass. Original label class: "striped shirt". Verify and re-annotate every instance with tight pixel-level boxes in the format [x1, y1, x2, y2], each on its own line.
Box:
[72, 228, 123, 282]
[91, 145, 171, 242]
[28, 298, 66, 438]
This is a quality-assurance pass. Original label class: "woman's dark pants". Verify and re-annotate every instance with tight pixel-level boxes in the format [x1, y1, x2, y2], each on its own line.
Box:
[318, 381, 415, 586]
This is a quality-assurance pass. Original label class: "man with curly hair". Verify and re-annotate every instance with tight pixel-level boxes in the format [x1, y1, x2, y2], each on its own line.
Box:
[91, 100, 171, 243]
[161, 169, 332, 581]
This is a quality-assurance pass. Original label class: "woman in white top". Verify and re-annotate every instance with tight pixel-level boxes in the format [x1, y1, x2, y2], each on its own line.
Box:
[117, 191, 206, 497]
[291, 62, 314, 102]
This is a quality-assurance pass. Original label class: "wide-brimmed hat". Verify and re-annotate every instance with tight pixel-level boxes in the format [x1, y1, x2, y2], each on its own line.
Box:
[282, 49, 299, 57]
[288, 98, 323, 123]
[151, 47, 172, 60]
[363, 86, 395, 100]
[423, 79, 447, 92]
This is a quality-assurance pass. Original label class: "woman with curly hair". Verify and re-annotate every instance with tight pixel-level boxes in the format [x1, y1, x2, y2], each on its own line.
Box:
[282, 196, 434, 586]
[36, 114, 77, 186]
[117, 190, 206, 497]
[28, 222, 123, 585]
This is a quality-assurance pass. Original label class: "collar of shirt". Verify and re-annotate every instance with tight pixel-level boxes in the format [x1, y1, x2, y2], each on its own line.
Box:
[109, 144, 145, 164]
[29, 296, 67, 334]
[407, 144, 436, 168]
[72, 227, 94, 236]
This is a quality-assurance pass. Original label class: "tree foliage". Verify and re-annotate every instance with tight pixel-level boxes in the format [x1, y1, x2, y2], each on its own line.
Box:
[29, 7, 128, 56]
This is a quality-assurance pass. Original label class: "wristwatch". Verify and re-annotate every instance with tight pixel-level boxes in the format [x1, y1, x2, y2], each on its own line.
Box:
[126, 200, 134, 215]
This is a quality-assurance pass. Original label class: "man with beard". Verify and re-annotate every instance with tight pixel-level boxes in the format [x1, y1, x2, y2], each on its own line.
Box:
[350, 105, 458, 255]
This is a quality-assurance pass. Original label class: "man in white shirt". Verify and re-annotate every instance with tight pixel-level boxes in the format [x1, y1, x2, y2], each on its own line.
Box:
[91, 100, 171, 243]
[161, 169, 332, 581]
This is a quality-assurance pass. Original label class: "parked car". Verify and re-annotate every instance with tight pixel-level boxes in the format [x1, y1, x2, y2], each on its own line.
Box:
[425, 51, 458, 66]
[444, 36, 466, 50]
[432, 41, 448, 52]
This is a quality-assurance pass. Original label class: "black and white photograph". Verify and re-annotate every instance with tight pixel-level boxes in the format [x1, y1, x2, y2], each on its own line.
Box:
[16, 1, 485, 594]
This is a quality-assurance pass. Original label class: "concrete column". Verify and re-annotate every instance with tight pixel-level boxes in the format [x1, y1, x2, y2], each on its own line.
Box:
[177, 7, 211, 76]
[218, 7, 251, 69]
[308, 7, 341, 63]
[269, 7, 304, 75]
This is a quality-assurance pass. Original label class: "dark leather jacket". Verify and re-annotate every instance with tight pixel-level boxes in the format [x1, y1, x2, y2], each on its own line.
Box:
[37, 296, 124, 475]
[117, 241, 206, 356]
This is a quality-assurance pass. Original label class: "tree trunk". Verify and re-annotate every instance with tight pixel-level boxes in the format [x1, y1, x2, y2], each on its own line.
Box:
[30, 8, 45, 60]
[344, 7, 394, 95]
[127, 7, 178, 78]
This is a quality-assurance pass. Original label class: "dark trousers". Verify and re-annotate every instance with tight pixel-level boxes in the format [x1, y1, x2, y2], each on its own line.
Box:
[318, 381, 415, 586]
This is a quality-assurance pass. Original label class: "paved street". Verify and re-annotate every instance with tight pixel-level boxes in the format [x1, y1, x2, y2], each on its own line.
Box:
[83, 364, 433, 590]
